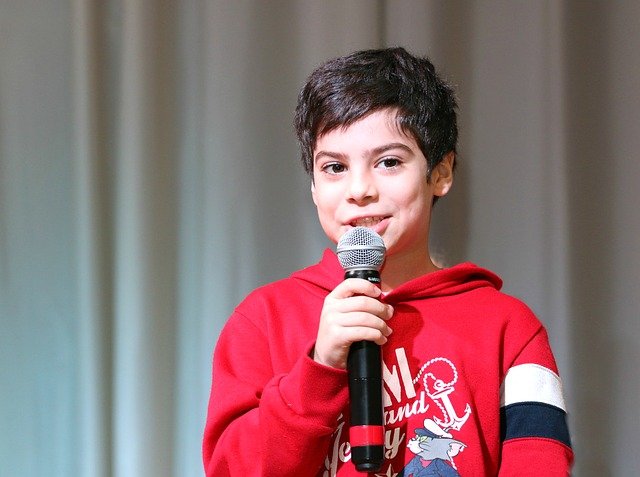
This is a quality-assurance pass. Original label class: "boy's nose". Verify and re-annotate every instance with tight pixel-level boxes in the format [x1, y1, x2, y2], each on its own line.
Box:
[347, 171, 377, 203]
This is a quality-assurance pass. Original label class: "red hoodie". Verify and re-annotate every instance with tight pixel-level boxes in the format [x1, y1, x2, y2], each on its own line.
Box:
[203, 250, 573, 476]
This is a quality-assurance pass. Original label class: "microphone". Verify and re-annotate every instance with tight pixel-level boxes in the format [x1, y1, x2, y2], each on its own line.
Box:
[336, 227, 386, 473]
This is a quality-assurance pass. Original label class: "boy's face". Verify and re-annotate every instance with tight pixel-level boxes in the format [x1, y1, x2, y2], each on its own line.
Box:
[311, 108, 452, 262]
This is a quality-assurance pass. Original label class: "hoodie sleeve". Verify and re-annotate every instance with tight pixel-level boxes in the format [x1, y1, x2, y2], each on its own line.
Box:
[498, 325, 574, 476]
[202, 309, 349, 476]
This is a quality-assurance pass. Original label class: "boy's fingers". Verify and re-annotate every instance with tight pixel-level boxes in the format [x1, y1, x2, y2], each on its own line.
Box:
[327, 296, 393, 323]
[331, 278, 382, 299]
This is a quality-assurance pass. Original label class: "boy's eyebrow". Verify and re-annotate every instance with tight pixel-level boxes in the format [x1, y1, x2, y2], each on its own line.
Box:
[370, 142, 413, 155]
[314, 142, 413, 164]
[314, 150, 346, 163]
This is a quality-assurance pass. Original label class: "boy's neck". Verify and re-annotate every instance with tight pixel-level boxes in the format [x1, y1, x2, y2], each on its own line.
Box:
[379, 250, 440, 292]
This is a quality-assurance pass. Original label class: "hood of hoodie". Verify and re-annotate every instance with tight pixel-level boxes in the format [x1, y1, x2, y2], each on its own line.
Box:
[291, 249, 502, 302]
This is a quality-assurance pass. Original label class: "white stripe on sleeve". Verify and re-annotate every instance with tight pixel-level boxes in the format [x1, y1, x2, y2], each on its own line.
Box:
[500, 363, 566, 411]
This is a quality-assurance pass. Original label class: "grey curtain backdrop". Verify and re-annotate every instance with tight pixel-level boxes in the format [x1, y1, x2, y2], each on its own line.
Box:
[1, 1, 638, 476]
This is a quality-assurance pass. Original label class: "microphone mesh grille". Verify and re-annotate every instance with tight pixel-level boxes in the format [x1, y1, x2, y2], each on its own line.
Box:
[336, 227, 386, 271]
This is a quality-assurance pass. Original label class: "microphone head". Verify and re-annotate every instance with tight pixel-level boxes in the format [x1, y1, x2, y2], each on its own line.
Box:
[336, 227, 386, 272]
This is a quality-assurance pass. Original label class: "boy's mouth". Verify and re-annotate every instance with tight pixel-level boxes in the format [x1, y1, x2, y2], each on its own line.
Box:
[349, 216, 386, 227]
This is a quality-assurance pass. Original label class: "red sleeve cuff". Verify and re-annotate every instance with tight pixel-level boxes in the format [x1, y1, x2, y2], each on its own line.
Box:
[277, 343, 349, 427]
[500, 437, 573, 476]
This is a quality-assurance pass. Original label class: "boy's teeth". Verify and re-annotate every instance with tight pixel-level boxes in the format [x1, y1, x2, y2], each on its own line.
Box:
[353, 217, 381, 227]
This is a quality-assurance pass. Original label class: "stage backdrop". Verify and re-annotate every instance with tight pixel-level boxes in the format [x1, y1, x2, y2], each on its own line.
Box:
[1, 1, 638, 476]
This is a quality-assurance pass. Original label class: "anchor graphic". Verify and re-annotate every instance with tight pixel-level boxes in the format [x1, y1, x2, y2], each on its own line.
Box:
[413, 357, 472, 432]
[430, 385, 472, 431]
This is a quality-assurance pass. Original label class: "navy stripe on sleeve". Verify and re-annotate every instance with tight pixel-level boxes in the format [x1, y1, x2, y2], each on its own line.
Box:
[500, 401, 572, 448]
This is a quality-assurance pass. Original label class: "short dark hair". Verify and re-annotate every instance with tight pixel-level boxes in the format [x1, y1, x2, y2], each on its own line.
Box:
[294, 47, 458, 178]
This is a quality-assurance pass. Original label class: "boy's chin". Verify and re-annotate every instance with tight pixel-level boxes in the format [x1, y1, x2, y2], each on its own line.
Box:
[345, 220, 390, 238]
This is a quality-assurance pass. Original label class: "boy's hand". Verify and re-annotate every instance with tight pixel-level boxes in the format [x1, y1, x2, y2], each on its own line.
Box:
[313, 278, 394, 369]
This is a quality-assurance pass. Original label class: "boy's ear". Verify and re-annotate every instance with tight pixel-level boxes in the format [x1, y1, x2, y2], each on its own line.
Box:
[431, 152, 455, 197]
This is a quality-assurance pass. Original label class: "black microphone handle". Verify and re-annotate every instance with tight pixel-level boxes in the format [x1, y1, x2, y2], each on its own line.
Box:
[345, 269, 384, 472]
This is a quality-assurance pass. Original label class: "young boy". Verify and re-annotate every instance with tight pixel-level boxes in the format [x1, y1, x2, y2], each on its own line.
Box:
[203, 47, 573, 476]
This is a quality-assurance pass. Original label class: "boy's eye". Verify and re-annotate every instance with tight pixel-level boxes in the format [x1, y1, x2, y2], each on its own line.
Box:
[378, 157, 401, 169]
[322, 162, 346, 174]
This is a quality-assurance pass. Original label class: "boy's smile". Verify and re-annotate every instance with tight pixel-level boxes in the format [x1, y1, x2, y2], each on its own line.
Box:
[311, 108, 453, 279]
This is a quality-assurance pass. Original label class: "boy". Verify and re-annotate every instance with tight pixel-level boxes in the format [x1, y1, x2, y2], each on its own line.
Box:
[203, 47, 573, 476]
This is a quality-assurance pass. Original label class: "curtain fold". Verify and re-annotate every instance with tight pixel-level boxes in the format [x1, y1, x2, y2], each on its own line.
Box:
[74, 0, 113, 475]
[111, 1, 179, 475]
[1, 1, 638, 476]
